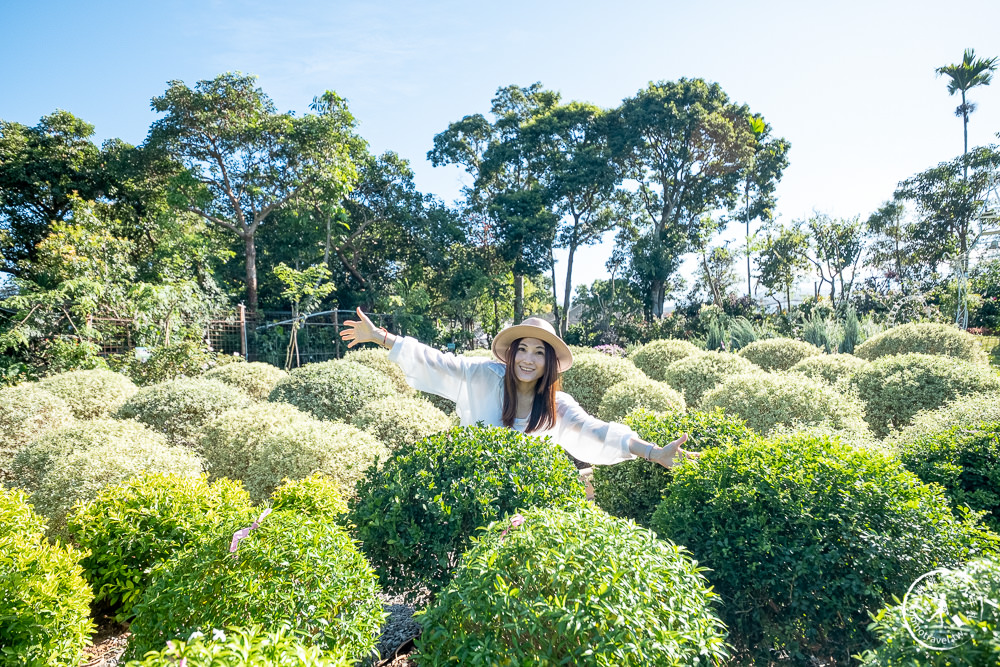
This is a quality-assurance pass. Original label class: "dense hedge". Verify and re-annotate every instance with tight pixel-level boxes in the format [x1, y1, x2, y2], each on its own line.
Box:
[116, 377, 254, 448]
[269, 473, 348, 520]
[38, 368, 138, 418]
[592, 408, 756, 527]
[627, 338, 701, 381]
[201, 361, 289, 400]
[701, 372, 870, 436]
[67, 472, 253, 620]
[417, 503, 729, 666]
[268, 360, 395, 422]
[890, 392, 1000, 446]
[596, 376, 686, 422]
[351, 395, 453, 450]
[650, 432, 998, 665]
[851, 353, 1000, 437]
[559, 353, 646, 414]
[854, 322, 989, 364]
[125, 511, 385, 662]
[737, 337, 821, 372]
[662, 352, 761, 407]
[0, 384, 75, 481]
[343, 347, 415, 395]
[788, 353, 868, 385]
[350, 425, 585, 598]
[0, 487, 94, 667]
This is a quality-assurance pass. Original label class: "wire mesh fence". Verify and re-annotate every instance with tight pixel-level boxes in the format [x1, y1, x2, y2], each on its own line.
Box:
[247, 310, 398, 367]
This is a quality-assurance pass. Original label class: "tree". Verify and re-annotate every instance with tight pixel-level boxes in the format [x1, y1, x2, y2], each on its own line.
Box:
[755, 223, 809, 311]
[936, 48, 998, 178]
[865, 200, 918, 288]
[272, 263, 335, 369]
[799, 213, 866, 305]
[693, 243, 740, 306]
[148, 73, 360, 314]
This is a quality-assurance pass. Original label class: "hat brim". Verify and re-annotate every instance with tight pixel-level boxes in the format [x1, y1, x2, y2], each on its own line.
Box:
[492, 324, 573, 373]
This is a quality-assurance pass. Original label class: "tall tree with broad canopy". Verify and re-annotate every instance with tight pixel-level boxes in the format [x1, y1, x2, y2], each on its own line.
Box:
[613, 78, 758, 318]
[755, 222, 810, 312]
[936, 48, 997, 178]
[799, 213, 866, 305]
[147, 73, 361, 314]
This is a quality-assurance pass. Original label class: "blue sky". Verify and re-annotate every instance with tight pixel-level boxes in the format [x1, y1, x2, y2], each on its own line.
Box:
[3, 0, 1000, 303]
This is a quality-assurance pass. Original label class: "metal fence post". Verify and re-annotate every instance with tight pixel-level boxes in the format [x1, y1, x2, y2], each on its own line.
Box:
[239, 303, 247, 359]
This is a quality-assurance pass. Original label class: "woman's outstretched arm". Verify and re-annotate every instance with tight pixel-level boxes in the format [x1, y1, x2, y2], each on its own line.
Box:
[340, 307, 397, 350]
[627, 432, 700, 469]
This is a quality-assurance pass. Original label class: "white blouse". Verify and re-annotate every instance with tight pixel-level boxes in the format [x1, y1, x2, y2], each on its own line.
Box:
[387, 336, 641, 465]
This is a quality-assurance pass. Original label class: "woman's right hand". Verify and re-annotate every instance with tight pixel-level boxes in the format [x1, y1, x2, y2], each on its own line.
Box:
[340, 307, 381, 348]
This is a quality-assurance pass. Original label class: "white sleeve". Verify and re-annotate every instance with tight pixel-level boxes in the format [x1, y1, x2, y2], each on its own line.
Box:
[551, 392, 640, 465]
[387, 336, 476, 402]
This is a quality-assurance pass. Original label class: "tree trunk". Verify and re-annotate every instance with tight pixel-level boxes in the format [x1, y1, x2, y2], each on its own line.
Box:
[549, 248, 561, 334]
[786, 284, 791, 312]
[702, 252, 723, 306]
[513, 273, 524, 323]
[561, 243, 578, 337]
[651, 280, 665, 318]
[962, 90, 969, 180]
[244, 233, 259, 315]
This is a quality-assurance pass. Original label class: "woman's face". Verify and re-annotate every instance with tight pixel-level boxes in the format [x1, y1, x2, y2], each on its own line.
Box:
[513, 337, 546, 387]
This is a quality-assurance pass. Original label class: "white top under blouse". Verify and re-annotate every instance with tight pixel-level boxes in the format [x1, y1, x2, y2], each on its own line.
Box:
[387, 336, 642, 465]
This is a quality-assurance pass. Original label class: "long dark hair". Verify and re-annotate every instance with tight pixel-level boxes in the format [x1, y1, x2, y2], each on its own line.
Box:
[501, 337, 561, 433]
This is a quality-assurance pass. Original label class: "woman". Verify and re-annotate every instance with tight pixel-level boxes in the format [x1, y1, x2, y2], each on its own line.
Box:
[340, 308, 694, 469]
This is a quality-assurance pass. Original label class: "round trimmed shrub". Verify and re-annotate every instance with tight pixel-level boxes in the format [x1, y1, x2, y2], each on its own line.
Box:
[560, 353, 646, 414]
[116, 377, 254, 448]
[788, 353, 869, 385]
[737, 337, 821, 372]
[351, 395, 453, 451]
[627, 338, 701, 381]
[854, 322, 989, 364]
[461, 348, 494, 358]
[269, 473, 348, 520]
[419, 390, 457, 416]
[701, 372, 870, 436]
[0, 384, 75, 480]
[851, 353, 1000, 437]
[268, 360, 395, 422]
[859, 558, 1000, 666]
[67, 472, 253, 620]
[596, 377, 686, 422]
[123, 624, 353, 667]
[343, 347, 415, 395]
[201, 361, 289, 400]
[416, 503, 729, 666]
[124, 511, 385, 661]
[592, 408, 756, 527]
[650, 432, 998, 665]
[38, 368, 138, 419]
[662, 352, 762, 408]
[0, 487, 94, 667]
[890, 392, 1000, 446]
[349, 425, 586, 598]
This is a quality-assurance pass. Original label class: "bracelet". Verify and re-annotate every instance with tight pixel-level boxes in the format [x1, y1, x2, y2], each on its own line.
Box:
[645, 443, 655, 461]
[379, 327, 388, 347]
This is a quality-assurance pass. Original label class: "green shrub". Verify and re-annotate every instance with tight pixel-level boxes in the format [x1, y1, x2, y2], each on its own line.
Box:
[269, 473, 348, 520]
[559, 354, 646, 414]
[650, 432, 999, 665]
[116, 377, 254, 448]
[67, 472, 253, 620]
[418, 390, 457, 416]
[38, 368, 138, 419]
[268, 360, 395, 422]
[0, 384, 75, 481]
[349, 425, 586, 598]
[596, 377, 686, 422]
[0, 487, 94, 667]
[701, 372, 870, 436]
[851, 353, 1000, 437]
[123, 625, 353, 667]
[889, 392, 1000, 446]
[737, 337, 821, 372]
[202, 361, 289, 400]
[461, 348, 494, 358]
[125, 511, 385, 662]
[344, 347, 415, 395]
[854, 322, 989, 364]
[416, 503, 729, 666]
[351, 395, 453, 451]
[627, 338, 701, 381]
[110, 340, 241, 386]
[787, 353, 868, 385]
[859, 558, 1000, 666]
[662, 352, 762, 408]
[592, 408, 756, 527]
[199, 402, 312, 483]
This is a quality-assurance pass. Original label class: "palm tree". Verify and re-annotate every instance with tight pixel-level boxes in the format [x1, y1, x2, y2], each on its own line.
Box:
[936, 48, 998, 178]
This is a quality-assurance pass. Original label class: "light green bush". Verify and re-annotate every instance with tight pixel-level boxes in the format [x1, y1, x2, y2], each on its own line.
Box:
[202, 361, 289, 400]
[461, 348, 494, 358]
[268, 360, 395, 422]
[662, 352, 762, 408]
[0, 384, 75, 481]
[416, 503, 729, 666]
[854, 322, 989, 364]
[596, 377, 686, 422]
[737, 337, 821, 372]
[199, 402, 312, 483]
[419, 390, 457, 416]
[701, 372, 870, 436]
[116, 377, 254, 448]
[889, 392, 1000, 446]
[851, 353, 1000, 437]
[560, 353, 646, 414]
[67, 472, 253, 620]
[343, 347, 415, 395]
[269, 473, 348, 520]
[626, 338, 702, 381]
[352, 395, 455, 450]
[0, 487, 94, 667]
[788, 353, 869, 385]
[38, 368, 138, 419]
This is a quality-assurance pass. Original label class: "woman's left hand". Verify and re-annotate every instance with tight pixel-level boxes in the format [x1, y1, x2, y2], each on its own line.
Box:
[648, 433, 701, 469]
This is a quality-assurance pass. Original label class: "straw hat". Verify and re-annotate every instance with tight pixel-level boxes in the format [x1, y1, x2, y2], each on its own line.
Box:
[492, 317, 574, 372]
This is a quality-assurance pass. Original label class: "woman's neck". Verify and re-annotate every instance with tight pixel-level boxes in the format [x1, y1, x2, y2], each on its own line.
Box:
[515, 381, 536, 418]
